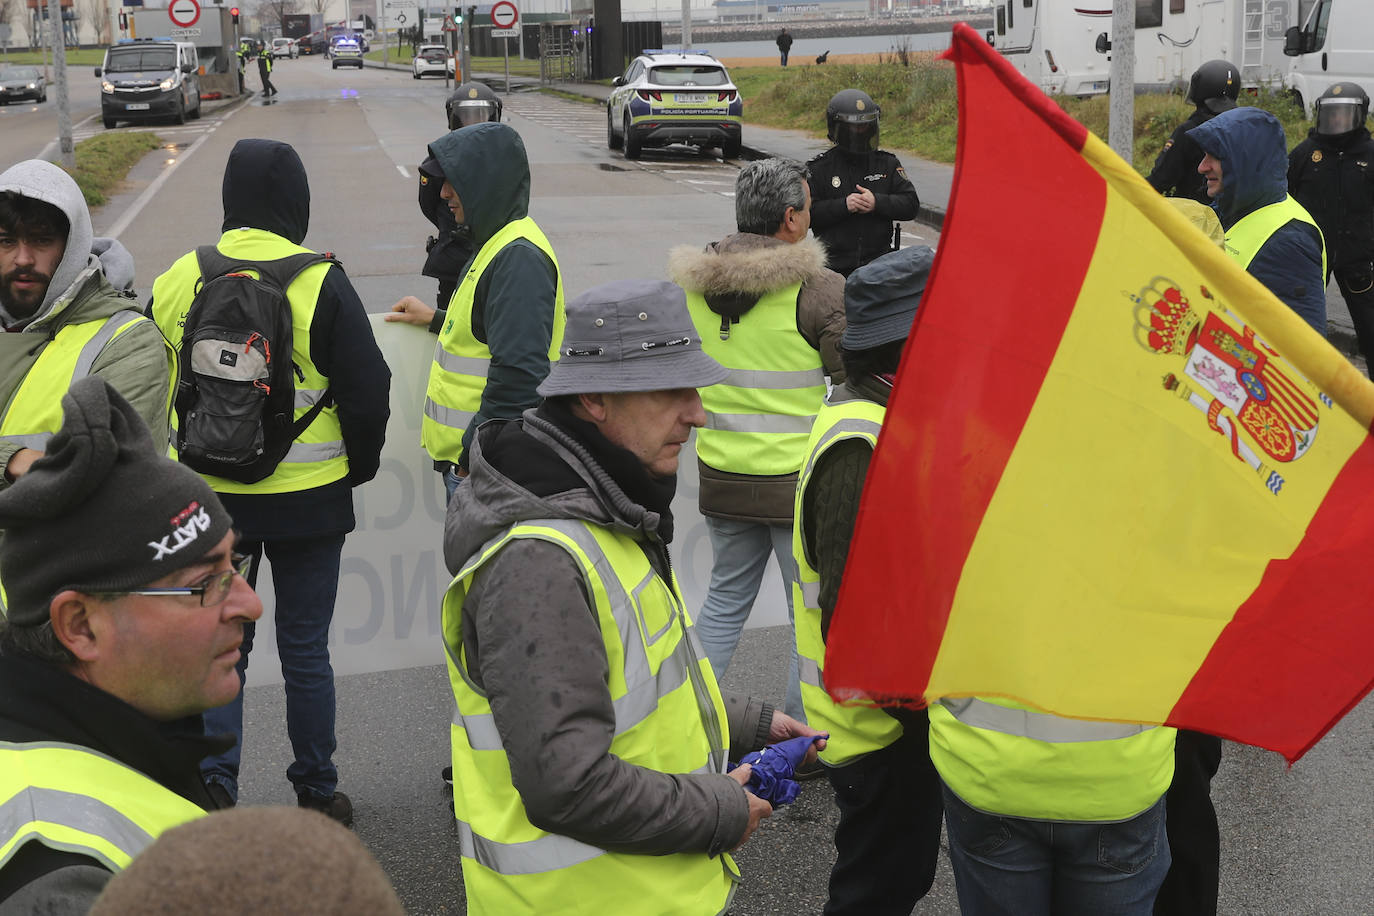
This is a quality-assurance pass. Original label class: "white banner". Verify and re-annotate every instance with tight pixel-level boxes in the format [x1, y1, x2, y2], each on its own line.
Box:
[245, 316, 789, 686]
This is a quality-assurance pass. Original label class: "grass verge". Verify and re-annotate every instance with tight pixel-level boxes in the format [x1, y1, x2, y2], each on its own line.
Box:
[64, 131, 162, 206]
[1, 48, 105, 67]
[731, 56, 1312, 174]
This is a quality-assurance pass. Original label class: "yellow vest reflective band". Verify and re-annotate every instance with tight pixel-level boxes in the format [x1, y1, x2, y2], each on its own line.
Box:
[929, 696, 1175, 822]
[0, 309, 171, 452]
[792, 394, 902, 767]
[0, 741, 205, 873]
[422, 217, 566, 464]
[1225, 196, 1327, 278]
[443, 518, 738, 916]
[686, 283, 826, 476]
[151, 230, 348, 494]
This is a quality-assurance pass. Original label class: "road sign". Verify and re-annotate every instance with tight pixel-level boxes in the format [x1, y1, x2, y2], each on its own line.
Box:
[168, 0, 201, 29]
[490, 0, 518, 29]
[492, 28, 518, 38]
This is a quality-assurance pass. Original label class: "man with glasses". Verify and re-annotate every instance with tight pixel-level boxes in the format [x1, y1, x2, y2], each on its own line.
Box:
[0, 377, 262, 910]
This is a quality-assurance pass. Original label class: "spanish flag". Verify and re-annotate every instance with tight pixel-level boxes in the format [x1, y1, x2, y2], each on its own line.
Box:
[823, 23, 1374, 763]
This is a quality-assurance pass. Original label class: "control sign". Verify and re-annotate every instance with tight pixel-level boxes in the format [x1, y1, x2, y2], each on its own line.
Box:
[490, 1, 518, 29]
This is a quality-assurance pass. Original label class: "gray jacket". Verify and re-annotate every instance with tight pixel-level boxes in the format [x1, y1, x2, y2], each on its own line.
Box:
[444, 408, 775, 856]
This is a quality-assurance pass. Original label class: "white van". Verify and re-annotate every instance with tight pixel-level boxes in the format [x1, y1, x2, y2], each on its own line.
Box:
[986, 0, 1295, 97]
[1283, 0, 1374, 117]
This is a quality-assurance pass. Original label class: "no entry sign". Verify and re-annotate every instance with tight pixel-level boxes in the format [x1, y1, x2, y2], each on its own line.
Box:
[490, 1, 518, 29]
[168, 0, 201, 28]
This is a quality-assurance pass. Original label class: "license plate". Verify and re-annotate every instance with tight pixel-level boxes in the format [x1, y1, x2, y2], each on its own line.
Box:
[126, 102, 150, 110]
[675, 93, 708, 103]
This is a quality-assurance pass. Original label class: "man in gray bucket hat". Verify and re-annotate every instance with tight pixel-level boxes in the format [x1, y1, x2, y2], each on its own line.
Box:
[439, 278, 824, 914]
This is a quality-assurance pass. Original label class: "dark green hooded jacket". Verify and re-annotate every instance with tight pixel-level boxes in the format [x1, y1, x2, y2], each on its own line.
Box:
[426, 123, 559, 470]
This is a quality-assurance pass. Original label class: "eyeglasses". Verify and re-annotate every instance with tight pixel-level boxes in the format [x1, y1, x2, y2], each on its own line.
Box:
[94, 553, 253, 608]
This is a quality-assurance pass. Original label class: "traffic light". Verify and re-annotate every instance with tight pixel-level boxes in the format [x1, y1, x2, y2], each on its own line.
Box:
[453, 7, 462, 24]
[230, 7, 240, 25]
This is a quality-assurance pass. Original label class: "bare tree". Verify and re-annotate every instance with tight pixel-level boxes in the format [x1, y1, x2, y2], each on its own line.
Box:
[78, 0, 111, 44]
[256, 0, 302, 31]
[0, 0, 19, 35]
[309, 0, 331, 19]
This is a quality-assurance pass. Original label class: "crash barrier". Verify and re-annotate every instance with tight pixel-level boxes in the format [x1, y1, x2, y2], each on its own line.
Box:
[244, 316, 789, 686]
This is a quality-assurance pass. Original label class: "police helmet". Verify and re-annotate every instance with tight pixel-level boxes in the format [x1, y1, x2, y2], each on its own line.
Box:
[1186, 60, 1240, 114]
[446, 82, 503, 130]
[826, 89, 880, 155]
[1315, 82, 1370, 137]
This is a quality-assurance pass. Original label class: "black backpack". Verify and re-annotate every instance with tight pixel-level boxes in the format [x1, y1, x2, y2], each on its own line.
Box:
[173, 247, 339, 484]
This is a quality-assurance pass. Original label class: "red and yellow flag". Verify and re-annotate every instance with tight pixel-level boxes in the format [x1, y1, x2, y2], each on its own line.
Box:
[824, 23, 1374, 763]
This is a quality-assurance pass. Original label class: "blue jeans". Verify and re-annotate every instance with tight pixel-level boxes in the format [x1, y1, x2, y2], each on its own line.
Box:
[202, 533, 346, 801]
[942, 785, 1170, 916]
[443, 464, 465, 503]
[694, 517, 804, 720]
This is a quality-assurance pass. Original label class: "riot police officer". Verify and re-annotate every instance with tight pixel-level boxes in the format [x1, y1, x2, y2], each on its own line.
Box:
[807, 89, 920, 277]
[1288, 82, 1374, 376]
[1148, 59, 1240, 204]
[390, 82, 505, 323]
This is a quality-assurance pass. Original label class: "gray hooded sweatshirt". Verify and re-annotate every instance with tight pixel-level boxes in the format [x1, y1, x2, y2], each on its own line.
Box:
[445, 407, 776, 859]
[0, 160, 172, 489]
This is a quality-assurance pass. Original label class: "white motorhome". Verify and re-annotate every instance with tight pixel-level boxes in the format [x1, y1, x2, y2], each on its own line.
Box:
[1282, 0, 1374, 117]
[986, 0, 1296, 97]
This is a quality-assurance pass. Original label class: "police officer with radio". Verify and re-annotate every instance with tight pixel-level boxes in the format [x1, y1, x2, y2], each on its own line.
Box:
[388, 82, 504, 328]
[1288, 82, 1374, 375]
[1148, 59, 1240, 204]
[806, 89, 920, 278]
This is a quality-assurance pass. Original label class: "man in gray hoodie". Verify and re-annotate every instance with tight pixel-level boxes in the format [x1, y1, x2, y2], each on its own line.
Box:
[0, 160, 172, 490]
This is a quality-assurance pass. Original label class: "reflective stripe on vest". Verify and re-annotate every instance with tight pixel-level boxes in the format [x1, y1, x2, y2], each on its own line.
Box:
[0, 741, 206, 874]
[0, 310, 166, 453]
[1225, 195, 1327, 278]
[686, 283, 826, 476]
[928, 696, 1175, 822]
[422, 217, 565, 464]
[791, 395, 901, 766]
[150, 230, 349, 494]
[442, 518, 737, 915]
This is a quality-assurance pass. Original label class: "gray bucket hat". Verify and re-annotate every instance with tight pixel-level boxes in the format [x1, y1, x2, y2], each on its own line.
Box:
[841, 245, 935, 351]
[538, 279, 728, 397]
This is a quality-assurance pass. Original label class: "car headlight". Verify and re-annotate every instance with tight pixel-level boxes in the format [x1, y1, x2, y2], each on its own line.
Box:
[27, 83, 36, 90]
[159, 77, 174, 90]
[101, 80, 115, 93]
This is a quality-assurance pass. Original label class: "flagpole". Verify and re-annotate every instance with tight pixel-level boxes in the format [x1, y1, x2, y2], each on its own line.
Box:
[1109, 0, 1135, 162]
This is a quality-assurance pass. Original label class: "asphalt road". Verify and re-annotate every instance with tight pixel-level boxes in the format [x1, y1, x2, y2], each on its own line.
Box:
[2, 58, 1371, 914]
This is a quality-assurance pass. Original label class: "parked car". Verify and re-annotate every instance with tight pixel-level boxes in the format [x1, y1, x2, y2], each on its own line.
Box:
[271, 38, 298, 60]
[412, 44, 452, 79]
[0, 66, 47, 104]
[606, 51, 743, 160]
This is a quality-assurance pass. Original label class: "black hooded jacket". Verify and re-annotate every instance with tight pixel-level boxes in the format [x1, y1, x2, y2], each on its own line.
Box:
[1288, 125, 1374, 277]
[1148, 107, 1218, 204]
[151, 139, 391, 539]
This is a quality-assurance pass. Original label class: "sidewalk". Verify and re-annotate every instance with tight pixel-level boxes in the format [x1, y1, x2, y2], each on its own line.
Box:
[477, 73, 1360, 360]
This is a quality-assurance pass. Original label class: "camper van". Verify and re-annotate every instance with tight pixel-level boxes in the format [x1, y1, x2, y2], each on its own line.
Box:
[1283, 0, 1374, 117]
[986, 0, 1296, 97]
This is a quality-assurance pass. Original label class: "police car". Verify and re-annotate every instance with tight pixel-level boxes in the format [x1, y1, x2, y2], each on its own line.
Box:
[331, 36, 364, 70]
[606, 51, 743, 160]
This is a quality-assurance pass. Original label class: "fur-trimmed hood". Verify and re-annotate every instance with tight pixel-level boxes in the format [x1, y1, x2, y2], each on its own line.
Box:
[667, 232, 830, 318]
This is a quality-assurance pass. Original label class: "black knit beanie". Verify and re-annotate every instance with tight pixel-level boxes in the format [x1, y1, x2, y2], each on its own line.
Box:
[0, 377, 232, 625]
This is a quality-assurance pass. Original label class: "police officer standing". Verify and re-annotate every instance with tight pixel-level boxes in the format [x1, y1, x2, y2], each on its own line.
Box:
[387, 82, 503, 328]
[807, 90, 920, 277]
[1147, 60, 1239, 203]
[1288, 82, 1374, 376]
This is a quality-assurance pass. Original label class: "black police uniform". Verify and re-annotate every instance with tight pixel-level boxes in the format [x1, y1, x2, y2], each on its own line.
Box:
[1288, 124, 1374, 372]
[1147, 109, 1216, 204]
[417, 169, 473, 308]
[807, 148, 919, 277]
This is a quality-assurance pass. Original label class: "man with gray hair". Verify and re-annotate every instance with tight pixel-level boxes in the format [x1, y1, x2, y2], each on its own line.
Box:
[441, 279, 823, 913]
[667, 157, 845, 726]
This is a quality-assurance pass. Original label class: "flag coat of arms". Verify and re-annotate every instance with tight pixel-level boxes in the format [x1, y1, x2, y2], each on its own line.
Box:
[822, 23, 1374, 763]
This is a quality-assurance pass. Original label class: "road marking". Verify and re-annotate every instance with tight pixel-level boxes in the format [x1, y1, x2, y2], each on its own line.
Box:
[397, 165, 410, 179]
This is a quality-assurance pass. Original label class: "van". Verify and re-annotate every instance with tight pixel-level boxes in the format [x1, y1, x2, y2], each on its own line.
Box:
[95, 39, 202, 129]
[1283, 0, 1374, 117]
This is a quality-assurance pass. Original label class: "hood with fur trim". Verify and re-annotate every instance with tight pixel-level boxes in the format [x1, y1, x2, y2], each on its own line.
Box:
[666, 233, 830, 318]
